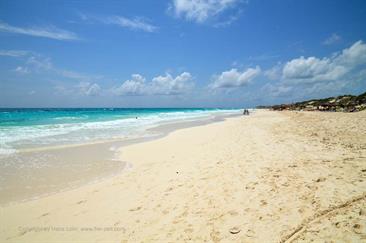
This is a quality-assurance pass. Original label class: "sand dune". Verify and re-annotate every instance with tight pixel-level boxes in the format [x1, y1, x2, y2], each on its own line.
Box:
[1, 110, 365, 242]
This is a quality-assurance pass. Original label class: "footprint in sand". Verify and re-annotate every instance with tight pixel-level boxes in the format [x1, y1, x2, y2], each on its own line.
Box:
[245, 229, 255, 237]
[129, 206, 142, 212]
[184, 228, 194, 233]
[114, 221, 121, 226]
[17, 230, 27, 237]
[228, 210, 239, 216]
[229, 227, 240, 234]
[39, 212, 50, 218]
[260, 200, 268, 206]
[165, 187, 174, 192]
[315, 177, 326, 182]
[352, 223, 363, 234]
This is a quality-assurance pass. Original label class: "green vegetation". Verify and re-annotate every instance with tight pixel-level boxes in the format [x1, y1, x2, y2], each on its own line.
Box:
[258, 91, 366, 112]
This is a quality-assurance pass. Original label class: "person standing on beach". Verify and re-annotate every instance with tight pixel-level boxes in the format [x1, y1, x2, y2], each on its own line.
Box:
[243, 109, 249, 115]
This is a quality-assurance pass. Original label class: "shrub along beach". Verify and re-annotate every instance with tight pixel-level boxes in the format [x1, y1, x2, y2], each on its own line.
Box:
[258, 91, 366, 112]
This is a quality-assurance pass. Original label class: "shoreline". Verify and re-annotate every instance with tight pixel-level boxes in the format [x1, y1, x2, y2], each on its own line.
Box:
[2, 111, 241, 155]
[1, 110, 365, 242]
[0, 112, 241, 206]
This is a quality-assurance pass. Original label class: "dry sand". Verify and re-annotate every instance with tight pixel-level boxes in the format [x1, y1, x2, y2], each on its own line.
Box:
[1, 110, 365, 242]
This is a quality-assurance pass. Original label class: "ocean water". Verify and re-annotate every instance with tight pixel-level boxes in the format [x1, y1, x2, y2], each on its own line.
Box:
[0, 108, 240, 155]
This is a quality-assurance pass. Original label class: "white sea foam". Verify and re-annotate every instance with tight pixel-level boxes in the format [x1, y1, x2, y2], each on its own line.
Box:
[0, 109, 239, 155]
[0, 146, 17, 156]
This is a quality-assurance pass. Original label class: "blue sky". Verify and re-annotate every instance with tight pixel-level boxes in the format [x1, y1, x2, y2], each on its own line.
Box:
[1, 0, 366, 108]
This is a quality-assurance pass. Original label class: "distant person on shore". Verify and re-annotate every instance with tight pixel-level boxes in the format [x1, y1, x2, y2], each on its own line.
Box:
[243, 109, 249, 115]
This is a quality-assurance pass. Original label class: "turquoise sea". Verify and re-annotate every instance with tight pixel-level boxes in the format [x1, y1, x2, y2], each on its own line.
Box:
[0, 108, 240, 155]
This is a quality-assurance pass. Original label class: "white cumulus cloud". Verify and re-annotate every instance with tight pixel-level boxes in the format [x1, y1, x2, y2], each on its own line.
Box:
[263, 40, 366, 98]
[282, 56, 339, 82]
[115, 74, 147, 96]
[335, 40, 366, 66]
[151, 72, 194, 95]
[210, 66, 261, 89]
[264, 64, 282, 80]
[115, 72, 194, 96]
[282, 40, 366, 83]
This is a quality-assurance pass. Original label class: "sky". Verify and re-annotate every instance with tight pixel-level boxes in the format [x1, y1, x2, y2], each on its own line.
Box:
[0, 0, 366, 108]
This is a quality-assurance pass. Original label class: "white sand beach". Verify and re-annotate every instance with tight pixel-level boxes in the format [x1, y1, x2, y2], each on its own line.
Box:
[1, 110, 365, 242]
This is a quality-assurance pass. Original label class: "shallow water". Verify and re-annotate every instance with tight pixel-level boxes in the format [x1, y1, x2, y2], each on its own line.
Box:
[0, 108, 238, 155]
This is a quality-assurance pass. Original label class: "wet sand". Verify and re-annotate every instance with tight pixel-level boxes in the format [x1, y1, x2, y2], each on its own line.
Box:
[1, 110, 365, 242]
